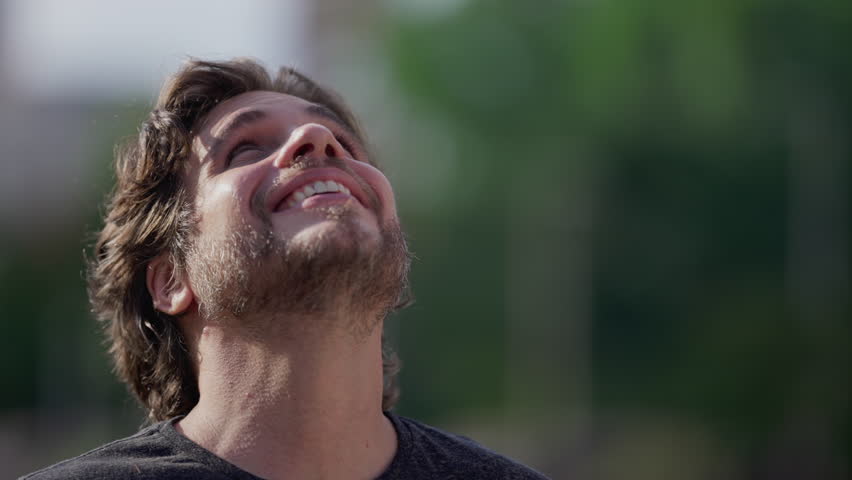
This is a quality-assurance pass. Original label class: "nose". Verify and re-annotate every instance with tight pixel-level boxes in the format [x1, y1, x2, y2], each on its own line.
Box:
[273, 123, 347, 168]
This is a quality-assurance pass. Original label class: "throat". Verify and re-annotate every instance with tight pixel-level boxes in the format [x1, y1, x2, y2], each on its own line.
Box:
[177, 327, 396, 479]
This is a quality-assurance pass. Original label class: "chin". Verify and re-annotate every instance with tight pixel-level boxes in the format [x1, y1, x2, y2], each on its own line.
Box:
[189, 202, 409, 321]
[286, 208, 382, 256]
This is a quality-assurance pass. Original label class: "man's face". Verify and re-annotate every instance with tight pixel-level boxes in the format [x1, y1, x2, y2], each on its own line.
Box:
[181, 91, 408, 328]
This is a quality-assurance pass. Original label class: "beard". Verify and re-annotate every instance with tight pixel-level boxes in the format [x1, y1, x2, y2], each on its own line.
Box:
[185, 204, 411, 338]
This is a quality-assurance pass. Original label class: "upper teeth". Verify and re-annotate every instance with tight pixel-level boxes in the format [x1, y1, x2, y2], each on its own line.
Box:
[287, 180, 351, 208]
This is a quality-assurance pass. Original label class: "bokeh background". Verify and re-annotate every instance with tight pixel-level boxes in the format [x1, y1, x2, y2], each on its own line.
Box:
[1, 0, 850, 478]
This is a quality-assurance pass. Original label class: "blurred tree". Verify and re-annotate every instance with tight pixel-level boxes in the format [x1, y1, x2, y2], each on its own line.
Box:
[386, 0, 850, 477]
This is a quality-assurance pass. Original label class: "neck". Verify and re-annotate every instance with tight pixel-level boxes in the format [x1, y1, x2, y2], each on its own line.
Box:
[176, 310, 397, 480]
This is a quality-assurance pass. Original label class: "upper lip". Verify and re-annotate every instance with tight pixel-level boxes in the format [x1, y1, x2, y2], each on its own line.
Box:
[266, 167, 370, 213]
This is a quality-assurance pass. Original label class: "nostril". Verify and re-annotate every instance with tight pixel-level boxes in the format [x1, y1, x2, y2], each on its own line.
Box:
[293, 143, 314, 159]
[325, 144, 335, 157]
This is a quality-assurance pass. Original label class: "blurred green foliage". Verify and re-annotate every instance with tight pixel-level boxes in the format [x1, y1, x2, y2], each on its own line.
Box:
[385, 0, 850, 476]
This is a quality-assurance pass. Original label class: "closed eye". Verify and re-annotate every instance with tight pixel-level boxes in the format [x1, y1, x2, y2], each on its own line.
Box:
[223, 127, 360, 169]
[332, 131, 360, 159]
[335, 136, 354, 156]
[226, 141, 263, 167]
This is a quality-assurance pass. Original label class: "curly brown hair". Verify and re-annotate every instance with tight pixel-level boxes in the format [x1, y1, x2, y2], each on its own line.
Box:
[88, 58, 402, 422]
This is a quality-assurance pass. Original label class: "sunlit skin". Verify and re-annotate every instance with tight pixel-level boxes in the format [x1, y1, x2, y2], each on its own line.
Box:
[146, 91, 400, 480]
[187, 91, 399, 259]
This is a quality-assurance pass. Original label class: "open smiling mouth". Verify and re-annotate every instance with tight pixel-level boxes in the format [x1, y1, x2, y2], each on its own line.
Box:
[281, 180, 352, 210]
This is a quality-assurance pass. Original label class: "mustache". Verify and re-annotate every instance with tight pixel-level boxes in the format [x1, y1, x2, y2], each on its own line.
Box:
[250, 156, 383, 223]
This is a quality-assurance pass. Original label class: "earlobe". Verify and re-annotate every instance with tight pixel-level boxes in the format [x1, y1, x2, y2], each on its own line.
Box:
[146, 255, 194, 315]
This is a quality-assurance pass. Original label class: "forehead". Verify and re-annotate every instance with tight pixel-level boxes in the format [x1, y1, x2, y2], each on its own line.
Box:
[199, 90, 317, 137]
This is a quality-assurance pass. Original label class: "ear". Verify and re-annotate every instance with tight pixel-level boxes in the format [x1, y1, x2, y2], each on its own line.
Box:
[146, 254, 194, 315]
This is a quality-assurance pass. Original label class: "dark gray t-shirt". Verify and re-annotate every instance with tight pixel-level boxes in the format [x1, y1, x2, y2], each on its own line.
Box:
[21, 413, 549, 479]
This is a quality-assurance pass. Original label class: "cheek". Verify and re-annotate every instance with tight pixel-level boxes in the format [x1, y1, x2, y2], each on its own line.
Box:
[196, 174, 258, 234]
[348, 160, 398, 224]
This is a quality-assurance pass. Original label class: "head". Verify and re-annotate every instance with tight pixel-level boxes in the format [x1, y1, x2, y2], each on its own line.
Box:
[88, 58, 410, 422]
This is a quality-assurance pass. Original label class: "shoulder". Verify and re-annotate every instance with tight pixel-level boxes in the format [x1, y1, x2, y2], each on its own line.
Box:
[387, 414, 550, 479]
[19, 420, 229, 480]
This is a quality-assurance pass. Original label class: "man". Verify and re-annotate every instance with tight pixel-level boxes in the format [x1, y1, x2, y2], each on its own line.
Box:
[23, 59, 548, 479]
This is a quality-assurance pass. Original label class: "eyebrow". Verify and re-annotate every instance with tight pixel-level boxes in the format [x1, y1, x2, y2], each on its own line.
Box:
[207, 109, 268, 161]
[205, 103, 358, 162]
[304, 104, 357, 137]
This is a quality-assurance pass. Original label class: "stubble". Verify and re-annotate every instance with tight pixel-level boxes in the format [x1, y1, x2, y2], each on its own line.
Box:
[185, 203, 411, 340]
